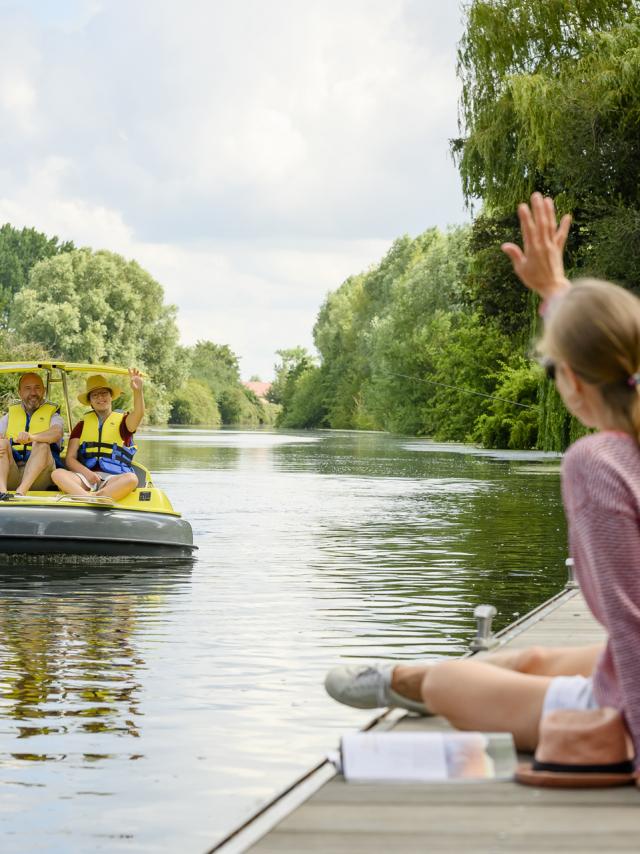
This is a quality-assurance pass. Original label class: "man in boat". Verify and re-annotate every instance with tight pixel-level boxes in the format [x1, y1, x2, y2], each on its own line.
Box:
[0, 372, 65, 499]
[52, 368, 144, 502]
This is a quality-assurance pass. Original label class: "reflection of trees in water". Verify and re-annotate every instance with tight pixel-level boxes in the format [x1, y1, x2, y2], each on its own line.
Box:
[136, 436, 240, 473]
[0, 564, 192, 760]
[308, 449, 567, 652]
[450, 469, 567, 615]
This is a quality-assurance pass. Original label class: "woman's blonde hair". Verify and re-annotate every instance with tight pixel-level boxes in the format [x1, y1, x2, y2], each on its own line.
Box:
[540, 278, 640, 440]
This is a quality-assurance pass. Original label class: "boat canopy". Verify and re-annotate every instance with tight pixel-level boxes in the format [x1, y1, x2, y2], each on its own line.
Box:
[0, 361, 146, 377]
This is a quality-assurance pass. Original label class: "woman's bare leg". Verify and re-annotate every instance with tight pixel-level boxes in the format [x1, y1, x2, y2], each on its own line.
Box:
[51, 469, 90, 497]
[482, 644, 603, 677]
[95, 473, 138, 501]
[421, 660, 550, 751]
[390, 643, 603, 703]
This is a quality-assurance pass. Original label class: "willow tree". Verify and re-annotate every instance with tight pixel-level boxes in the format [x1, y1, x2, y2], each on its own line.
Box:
[455, 1, 640, 449]
[454, 0, 636, 209]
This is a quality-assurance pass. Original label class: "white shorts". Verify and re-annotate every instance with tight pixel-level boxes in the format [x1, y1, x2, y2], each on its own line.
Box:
[542, 675, 599, 718]
[75, 472, 120, 491]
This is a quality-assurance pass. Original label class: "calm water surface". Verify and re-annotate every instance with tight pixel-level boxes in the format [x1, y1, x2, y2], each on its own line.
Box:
[0, 429, 567, 852]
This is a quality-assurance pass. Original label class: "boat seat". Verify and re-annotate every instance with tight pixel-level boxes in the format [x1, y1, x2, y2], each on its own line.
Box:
[132, 463, 150, 488]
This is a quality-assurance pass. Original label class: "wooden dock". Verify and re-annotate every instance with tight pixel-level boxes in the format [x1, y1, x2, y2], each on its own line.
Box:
[212, 589, 640, 853]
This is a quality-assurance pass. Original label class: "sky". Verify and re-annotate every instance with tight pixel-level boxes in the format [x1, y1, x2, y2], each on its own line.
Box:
[0, 0, 468, 379]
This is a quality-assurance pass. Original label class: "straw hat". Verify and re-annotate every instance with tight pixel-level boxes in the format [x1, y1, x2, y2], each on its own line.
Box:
[78, 374, 123, 406]
[516, 707, 635, 788]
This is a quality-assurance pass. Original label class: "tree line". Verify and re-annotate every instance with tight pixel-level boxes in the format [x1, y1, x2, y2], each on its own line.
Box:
[0, 224, 277, 426]
[275, 0, 640, 450]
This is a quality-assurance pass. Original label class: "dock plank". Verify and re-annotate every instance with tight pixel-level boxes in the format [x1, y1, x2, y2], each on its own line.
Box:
[250, 830, 640, 853]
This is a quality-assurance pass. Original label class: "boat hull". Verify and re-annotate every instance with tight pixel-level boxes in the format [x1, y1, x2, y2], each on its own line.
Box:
[0, 504, 196, 559]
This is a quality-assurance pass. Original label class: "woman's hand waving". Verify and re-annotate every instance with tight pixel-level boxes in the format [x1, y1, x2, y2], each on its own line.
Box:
[501, 192, 572, 303]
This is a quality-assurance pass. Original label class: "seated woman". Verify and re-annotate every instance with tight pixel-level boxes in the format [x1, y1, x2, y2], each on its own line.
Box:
[325, 194, 640, 768]
[52, 368, 144, 502]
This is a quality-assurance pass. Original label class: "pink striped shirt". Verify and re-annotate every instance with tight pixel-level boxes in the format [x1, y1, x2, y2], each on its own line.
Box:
[561, 431, 640, 764]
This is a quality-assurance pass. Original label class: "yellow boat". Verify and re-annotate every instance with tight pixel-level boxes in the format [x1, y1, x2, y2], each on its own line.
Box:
[0, 361, 196, 560]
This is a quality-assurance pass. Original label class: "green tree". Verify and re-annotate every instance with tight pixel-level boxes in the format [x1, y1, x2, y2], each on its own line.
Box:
[11, 249, 182, 422]
[472, 357, 541, 449]
[181, 340, 273, 425]
[0, 331, 48, 408]
[269, 347, 315, 406]
[451, 1, 640, 448]
[278, 365, 328, 428]
[169, 378, 221, 426]
[189, 341, 240, 393]
[454, 0, 635, 208]
[0, 224, 74, 328]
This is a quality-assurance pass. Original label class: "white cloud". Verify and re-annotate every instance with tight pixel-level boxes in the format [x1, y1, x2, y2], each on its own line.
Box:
[0, 0, 468, 378]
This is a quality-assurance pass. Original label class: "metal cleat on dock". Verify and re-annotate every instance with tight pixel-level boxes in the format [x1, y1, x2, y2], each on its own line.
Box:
[565, 557, 579, 590]
[469, 603, 498, 651]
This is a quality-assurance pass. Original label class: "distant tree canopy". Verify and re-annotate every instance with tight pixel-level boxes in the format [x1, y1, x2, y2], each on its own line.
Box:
[174, 340, 277, 427]
[189, 341, 241, 392]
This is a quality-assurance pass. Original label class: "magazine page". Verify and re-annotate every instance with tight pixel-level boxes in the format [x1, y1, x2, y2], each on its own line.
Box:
[340, 731, 516, 782]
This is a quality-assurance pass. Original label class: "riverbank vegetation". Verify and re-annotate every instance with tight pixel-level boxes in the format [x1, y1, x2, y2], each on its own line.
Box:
[276, 0, 640, 450]
[0, 226, 276, 426]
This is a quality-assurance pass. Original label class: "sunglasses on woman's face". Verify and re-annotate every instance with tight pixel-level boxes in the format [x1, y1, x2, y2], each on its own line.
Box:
[540, 358, 556, 382]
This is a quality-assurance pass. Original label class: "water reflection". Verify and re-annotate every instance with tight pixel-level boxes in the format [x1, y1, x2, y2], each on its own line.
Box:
[0, 563, 193, 763]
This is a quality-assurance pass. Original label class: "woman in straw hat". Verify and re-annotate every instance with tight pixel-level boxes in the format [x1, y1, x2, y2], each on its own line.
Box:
[325, 194, 640, 775]
[52, 368, 144, 502]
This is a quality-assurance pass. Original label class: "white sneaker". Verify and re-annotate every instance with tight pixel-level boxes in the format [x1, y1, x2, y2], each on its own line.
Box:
[324, 663, 431, 715]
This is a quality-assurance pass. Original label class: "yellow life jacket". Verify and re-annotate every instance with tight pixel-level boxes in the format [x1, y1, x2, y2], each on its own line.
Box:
[6, 402, 61, 464]
[76, 410, 136, 474]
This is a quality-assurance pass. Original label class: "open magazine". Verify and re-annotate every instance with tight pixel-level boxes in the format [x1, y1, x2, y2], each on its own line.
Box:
[338, 731, 516, 782]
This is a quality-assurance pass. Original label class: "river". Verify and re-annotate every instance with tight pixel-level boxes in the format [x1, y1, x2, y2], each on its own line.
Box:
[0, 428, 567, 852]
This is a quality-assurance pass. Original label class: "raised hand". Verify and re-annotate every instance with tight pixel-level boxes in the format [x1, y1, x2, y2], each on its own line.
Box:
[501, 193, 572, 301]
[128, 368, 144, 392]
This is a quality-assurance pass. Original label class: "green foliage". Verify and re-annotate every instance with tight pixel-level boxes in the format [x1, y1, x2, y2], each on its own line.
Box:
[455, 0, 635, 207]
[11, 249, 182, 422]
[269, 347, 315, 406]
[169, 378, 221, 426]
[417, 311, 512, 441]
[280, 227, 519, 441]
[181, 339, 266, 425]
[361, 228, 472, 433]
[464, 212, 539, 337]
[278, 365, 328, 429]
[0, 331, 49, 409]
[472, 357, 540, 448]
[448, 0, 640, 449]
[0, 224, 74, 328]
[217, 386, 256, 425]
[189, 341, 240, 392]
[271, 348, 318, 429]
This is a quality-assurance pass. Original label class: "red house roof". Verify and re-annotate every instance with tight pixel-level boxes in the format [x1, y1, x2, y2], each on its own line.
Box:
[243, 381, 271, 399]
